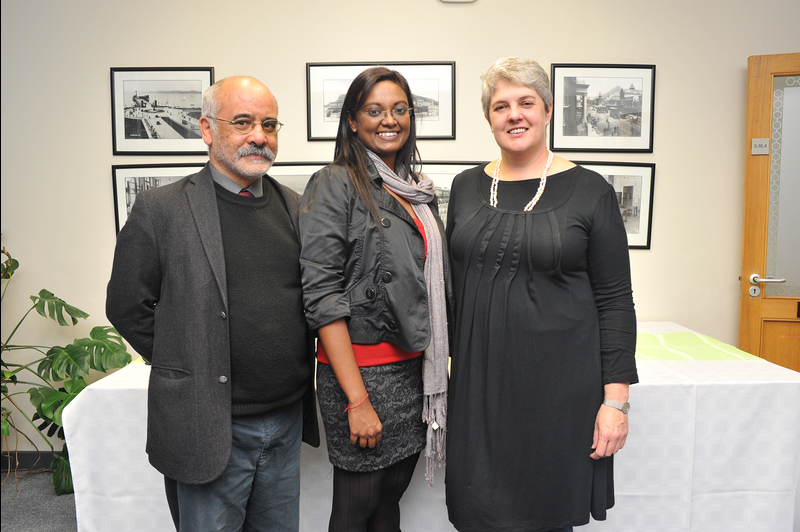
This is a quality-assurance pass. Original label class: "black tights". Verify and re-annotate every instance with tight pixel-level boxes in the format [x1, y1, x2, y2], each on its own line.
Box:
[328, 452, 420, 532]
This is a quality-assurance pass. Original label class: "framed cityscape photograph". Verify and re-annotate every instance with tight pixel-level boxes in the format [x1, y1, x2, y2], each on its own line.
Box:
[111, 67, 214, 155]
[575, 161, 656, 249]
[550, 64, 655, 152]
[306, 62, 456, 141]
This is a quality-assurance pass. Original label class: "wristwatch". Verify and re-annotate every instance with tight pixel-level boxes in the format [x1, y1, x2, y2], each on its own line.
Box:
[602, 398, 630, 414]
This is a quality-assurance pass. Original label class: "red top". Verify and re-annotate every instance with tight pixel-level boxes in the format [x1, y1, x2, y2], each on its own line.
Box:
[317, 217, 429, 367]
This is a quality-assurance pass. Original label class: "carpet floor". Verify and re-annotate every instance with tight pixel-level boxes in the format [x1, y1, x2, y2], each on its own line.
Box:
[1, 470, 77, 532]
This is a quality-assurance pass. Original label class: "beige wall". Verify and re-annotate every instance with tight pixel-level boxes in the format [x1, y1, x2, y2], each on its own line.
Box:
[1, 0, 798, 448]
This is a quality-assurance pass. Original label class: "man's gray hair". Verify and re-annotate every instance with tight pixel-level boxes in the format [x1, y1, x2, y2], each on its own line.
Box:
[202, 81, 224, 133]
[480, 57, 553, 118]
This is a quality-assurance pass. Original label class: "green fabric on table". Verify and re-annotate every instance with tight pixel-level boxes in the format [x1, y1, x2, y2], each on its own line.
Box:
[635, 332, 758, 361]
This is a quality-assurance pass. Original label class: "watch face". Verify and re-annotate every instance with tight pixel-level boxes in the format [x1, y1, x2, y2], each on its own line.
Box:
[621, 403, 630, 414]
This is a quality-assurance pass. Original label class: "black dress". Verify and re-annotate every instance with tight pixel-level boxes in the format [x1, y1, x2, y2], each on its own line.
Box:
[444, 164, 638, 532]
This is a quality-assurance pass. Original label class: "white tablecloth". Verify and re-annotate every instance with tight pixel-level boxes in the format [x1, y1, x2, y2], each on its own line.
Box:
[63, 323, 800, 531]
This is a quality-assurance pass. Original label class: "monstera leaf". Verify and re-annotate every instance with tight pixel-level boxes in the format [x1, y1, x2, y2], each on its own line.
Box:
[77, 326, 132, 373]
[30, 289, 89, 326]
[28, 378, 87, 428]
[36, 344, 91, 382]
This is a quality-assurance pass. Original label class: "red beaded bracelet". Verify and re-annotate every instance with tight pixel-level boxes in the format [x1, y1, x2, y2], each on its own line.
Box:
[344, 393, 369, 413]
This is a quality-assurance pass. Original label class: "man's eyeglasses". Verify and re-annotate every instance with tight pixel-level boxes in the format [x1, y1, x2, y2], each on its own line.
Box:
[208, 117, 283, 136]
[357, 107, 413, 121]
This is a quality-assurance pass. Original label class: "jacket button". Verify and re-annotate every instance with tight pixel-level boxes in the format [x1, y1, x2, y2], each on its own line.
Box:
[220, 311, 227, 320]
[381, 272, 393, 283]
[381, 217, 392, 228]
[218, 376, 228, 384]
[365, 287, 376, 300]
[388, 320, 398, 331]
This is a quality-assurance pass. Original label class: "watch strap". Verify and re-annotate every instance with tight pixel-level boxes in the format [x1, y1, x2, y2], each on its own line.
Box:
[602, 398, 630, 413]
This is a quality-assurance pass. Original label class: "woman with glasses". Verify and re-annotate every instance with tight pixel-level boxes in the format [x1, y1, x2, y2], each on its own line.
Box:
[444, 58, 638, 532]
[299, 67, 450, 531]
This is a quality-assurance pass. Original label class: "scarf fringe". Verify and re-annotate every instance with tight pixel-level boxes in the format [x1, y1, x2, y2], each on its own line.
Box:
[423, 392, 447, 486]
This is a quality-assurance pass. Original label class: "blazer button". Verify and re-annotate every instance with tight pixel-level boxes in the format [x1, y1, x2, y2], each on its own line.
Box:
[381, 272, 393, 283]
[218, 376, 228, 384]
[220, 311, 227, 320]
[365, 287, 376, 300]
[380, 217, 392, 228]
[388, 320, 398, 331]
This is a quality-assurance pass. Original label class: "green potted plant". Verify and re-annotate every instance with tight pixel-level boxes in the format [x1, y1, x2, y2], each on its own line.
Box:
[1, 245, 132, 494]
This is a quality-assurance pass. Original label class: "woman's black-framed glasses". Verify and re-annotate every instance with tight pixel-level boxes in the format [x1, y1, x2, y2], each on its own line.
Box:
[208, 117, 283, 136]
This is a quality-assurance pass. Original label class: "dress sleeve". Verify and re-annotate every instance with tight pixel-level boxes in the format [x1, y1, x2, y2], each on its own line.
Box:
[299, 166, 354, 331]
[586, 183, 639, 385]
[105, 193, 161, 362]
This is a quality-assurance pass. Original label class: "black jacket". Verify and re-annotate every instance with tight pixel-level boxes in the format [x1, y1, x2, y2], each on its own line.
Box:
[299, 161, 452, 351]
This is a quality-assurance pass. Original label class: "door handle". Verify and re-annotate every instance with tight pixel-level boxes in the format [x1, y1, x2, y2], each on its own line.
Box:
[749, 274, 787, 285]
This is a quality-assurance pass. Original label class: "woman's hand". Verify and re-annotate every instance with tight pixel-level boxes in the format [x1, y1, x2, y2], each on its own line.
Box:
[347, 397, 383, 448]
[590, 382, 630, 459]
[318, 319, 384, 448]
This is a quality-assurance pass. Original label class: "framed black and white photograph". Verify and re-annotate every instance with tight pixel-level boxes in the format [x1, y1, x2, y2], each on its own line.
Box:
[112, 163, 205, 232]
[550, 64, 655, 152]
[576, 161, 655, 249]
[306, 62, 456, 141]
[111, 67, 214, 155]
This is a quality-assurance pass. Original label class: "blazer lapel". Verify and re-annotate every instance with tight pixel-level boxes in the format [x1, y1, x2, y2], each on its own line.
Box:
[185, 164, 228, 305]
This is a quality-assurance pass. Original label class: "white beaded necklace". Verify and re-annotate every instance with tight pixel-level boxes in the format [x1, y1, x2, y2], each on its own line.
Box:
[490, 150, 554, 211]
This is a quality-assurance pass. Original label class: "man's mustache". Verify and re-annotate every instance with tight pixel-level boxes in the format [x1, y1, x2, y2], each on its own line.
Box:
[238, 145, 275, 162]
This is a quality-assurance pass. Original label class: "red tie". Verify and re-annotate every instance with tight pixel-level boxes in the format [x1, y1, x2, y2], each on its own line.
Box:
[238, 189, 254, 197]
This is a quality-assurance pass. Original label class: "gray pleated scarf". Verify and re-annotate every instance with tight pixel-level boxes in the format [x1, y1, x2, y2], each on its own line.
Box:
[367, 150, 448, 485]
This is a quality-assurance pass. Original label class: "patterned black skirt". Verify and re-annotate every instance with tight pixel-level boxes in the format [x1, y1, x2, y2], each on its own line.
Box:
[316, 356, 426, 472]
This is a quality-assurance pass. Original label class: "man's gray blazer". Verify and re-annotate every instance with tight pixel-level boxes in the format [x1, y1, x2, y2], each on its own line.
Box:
[107, 163, 319, 484]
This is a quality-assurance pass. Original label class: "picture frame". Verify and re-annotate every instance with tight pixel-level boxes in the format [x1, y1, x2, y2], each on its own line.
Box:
[550, 64, 655, 152]
[112, 163, 206, 232]
[575, 161, 655, 249]
[306, 62, 456, 141]
[111, 67, 214, 155]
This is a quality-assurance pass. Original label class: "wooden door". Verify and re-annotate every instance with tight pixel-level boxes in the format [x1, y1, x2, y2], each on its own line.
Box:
[739, 53, 800, 372]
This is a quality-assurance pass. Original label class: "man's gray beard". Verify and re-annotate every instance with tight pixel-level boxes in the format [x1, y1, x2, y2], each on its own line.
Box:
[212, 143, 275, 179]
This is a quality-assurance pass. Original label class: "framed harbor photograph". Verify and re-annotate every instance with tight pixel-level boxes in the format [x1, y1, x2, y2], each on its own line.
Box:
[550, 64, 655, 152]
[575, 161, 655, 249]
[111, 67, 214, 155]
[306, 62, 456, 141]
[112, 163, 205, 232]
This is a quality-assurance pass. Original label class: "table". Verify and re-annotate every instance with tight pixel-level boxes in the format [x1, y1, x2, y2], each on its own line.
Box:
[63, 323, 800, 531]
